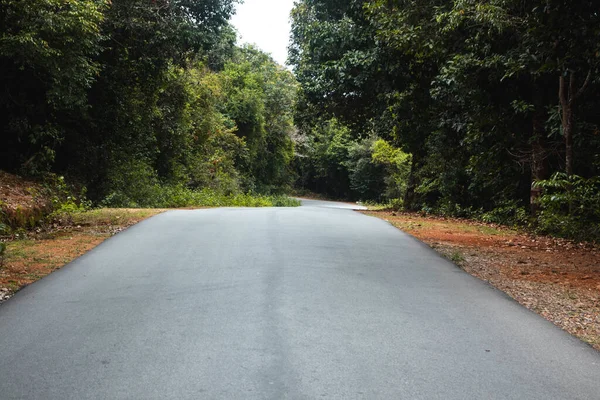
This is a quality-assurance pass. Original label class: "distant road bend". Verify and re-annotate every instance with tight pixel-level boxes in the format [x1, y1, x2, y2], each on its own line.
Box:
[0, 200, 599, 399]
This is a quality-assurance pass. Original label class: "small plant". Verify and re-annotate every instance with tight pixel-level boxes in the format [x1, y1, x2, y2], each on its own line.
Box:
[0, 222, 8, 267]
[534, 173, 600, 242]
[43, 174, 92, 225]
[449, 251, 465, 264]
[388, 198, 404, 211]
[480, 200, 530, 227]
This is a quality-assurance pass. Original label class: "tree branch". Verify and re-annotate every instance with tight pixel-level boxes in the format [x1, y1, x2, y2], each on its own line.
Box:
[573, 69, 592, 102]
[568, 70, 576, 105]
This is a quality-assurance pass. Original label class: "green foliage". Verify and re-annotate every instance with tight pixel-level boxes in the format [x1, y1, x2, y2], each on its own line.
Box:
[0, 0, 108, 174]
[290, 0, 600, 241]
[534, 174, 600, 241]
[294, 119, 410, 203]
[294, 118, 354, 199]
[219, 46, 297, 192]
[371, 139, 411, 201]
[346, 137, 387, 201]
[102, 159, 162, 209]
[1, 1, 300, 210]
[480, 201, 529, 227]
[46, 175, 90, 212]
[101, 184, 300, 209]
[41, 174, 91, 226]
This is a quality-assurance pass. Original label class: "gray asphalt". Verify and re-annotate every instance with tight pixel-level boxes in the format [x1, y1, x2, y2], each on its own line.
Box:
[294, 198, 368, 210]
[0, 203, 599, 399]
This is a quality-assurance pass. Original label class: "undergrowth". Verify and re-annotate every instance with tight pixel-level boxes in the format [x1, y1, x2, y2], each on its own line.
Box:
[100, 185, 300, 208]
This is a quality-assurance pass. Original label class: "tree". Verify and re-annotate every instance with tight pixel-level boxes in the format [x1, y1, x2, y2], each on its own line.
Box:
[0, 0, 107, 173]
[290, 0, 600, 220]
[219, 46, 297, 192]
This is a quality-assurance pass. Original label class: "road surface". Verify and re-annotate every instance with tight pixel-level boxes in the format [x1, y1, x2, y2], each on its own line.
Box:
[0, 202, 599, 399]
[294, 198, 368, 210]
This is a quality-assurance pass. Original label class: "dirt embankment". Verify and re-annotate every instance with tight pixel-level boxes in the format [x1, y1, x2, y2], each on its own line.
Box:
[0, 171, 53, 229]
[365, 211, 600, 351]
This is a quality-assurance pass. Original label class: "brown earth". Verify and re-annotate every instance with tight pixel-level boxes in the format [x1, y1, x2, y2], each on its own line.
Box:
[364, 211, 600, 351]
[0, 171, 52, 228]
[0, 171, 45, 209]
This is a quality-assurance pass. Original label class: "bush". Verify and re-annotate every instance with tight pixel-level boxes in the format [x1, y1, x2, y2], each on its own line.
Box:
[370, 139, 412, 202]
[102, 159, 162, 208]
[534, 173, 600, 242]
[480, 200, 529, 227]
[101, 184, 300, 208]
[270, 196, 302, 207]
[388, 198, 404, 211]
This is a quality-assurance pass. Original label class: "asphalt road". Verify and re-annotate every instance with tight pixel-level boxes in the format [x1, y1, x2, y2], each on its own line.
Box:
[294, 198, 368, 210]
[0, 203, 599, 399]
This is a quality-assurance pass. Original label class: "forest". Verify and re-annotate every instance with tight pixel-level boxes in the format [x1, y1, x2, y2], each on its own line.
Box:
[290, 0, 600, 241]
[1, 0, 298, 208]
[1, 0, 600, 241]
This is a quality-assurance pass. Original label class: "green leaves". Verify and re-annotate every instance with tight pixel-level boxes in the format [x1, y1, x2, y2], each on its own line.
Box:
[534, 173, 600, 241]
[0, 0, 108, 173]
[217, 46, 297, 191]
[1, 0, 302, 206]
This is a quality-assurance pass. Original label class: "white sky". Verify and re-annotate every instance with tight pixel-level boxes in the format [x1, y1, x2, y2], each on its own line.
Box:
[230, 0, 297, 67]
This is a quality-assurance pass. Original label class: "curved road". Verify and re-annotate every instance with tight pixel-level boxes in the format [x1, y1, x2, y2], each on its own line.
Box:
[295, 198, 368, 210]
[0, 202, 599, 399]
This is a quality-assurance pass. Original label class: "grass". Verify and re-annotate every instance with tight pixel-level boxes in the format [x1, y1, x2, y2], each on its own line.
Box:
[364, 203, 391, 211]
[365, 210, 516, 237]
[449, 251, 465, 264]
[70, 208, 167, 226]
[102, 186, 301, 208]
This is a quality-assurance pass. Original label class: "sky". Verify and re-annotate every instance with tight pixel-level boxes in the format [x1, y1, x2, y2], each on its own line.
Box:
[230, 0, 297, 67]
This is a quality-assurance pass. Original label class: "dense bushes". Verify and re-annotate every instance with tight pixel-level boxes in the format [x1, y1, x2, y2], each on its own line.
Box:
[294, 118, 411, 204]
[290, 0, 600, 241]
[101, 184, 300, 209]
[1, 1, 298, 207]
[535, 174, 600, 241]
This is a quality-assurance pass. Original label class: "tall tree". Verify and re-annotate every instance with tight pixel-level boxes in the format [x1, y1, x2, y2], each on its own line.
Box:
[0, 0, 107, 173]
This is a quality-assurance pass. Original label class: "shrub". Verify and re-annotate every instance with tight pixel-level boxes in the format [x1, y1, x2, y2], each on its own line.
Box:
[101, 184, 300, 208]
[388, 198, 404, 211]
[102, 159, 162, 208]
[480, 200, 529, 227]
[534, 173, 600, 242]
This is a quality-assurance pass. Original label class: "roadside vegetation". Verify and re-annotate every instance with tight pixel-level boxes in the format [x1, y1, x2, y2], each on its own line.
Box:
[1, 0, 298, 212]
[289, 0, 600, 243]
[0, 0, 299, 303]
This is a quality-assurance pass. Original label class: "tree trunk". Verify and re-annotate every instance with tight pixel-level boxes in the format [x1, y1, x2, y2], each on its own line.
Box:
[530, 103, 548, 215]
[403, 156, 417, 210]
[559, 75, 575, 176]
[559, 70, 591, 214]
[559, 70, 591, 177]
